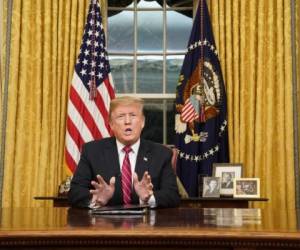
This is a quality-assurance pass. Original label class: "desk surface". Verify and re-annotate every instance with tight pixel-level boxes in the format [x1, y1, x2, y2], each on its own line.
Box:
[0, 206, 299, 249]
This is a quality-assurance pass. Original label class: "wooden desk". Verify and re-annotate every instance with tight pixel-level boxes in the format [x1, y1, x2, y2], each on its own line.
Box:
[181, 197, 268, 208]
[35, 196, 69, 207]
[0, 207, 299, 249]
[34, 196, 268, 208]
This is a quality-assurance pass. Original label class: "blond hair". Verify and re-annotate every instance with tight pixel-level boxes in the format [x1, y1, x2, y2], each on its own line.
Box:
[109, 96, 144, 119]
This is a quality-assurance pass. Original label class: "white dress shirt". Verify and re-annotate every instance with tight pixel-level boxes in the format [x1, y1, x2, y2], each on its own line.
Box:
[116, 139, 156, 207]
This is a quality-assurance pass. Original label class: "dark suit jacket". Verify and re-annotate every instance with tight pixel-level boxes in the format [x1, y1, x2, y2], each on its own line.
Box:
[68, 137, 180, 208]
[221, 181, 233, 189]
[204, 188, 219, 197]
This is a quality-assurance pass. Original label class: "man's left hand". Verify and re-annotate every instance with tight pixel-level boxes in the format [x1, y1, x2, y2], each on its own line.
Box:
[133, 171, 153, 202]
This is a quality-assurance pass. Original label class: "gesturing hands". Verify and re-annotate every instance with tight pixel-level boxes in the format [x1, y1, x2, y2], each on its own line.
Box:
[133, 171, 153, 203]
[89, 172, 154, 206]
[90, 175, 115, 207]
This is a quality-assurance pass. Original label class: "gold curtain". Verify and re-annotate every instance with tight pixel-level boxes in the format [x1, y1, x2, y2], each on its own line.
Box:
[1, 0, 297, 212]
[296, 0, 300, 198]
[207, 0, 295, 215]
[1, 0, 106, 207]
[0, 0, 5, 153]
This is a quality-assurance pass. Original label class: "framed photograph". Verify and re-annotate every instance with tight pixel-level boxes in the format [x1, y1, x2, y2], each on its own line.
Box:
[233, 178, 260, 198]
[202, 177, 221, 198]
[212, 163, 243, 196]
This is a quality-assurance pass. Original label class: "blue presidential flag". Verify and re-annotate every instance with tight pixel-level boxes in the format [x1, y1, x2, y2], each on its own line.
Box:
[175, 0, 229, 197]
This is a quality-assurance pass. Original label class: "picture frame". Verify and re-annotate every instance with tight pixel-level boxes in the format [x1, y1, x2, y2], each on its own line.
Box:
[212, 163, 243, 196]
[202, 177, 221, 198]
[233, 178, 260, 198]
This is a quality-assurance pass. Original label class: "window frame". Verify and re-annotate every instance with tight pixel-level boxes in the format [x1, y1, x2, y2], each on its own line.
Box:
[107, 0, 193, 143]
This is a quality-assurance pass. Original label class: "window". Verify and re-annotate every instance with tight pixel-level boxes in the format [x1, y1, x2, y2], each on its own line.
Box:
[108, 0, 193, 144]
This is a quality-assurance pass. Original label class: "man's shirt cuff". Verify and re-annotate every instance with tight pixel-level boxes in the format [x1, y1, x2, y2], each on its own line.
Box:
[140, 194, 156, 208]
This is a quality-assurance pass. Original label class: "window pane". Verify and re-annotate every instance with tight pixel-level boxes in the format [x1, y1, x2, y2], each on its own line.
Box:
[142, 100, 163, 143]
[142, 100, 176, 145]
[108, 11, 134, 52]
[166, 0, 193, 8]
[137, 0, 162, 8]
[137, 56, 163, 93]
[166, 55, 184, 93]
[167, 11, 192, 51]
[167, 100, 176, 145]
[110, 56, 133, 93]
[108, 0, 133, 8]
[137, 11, 163, 52]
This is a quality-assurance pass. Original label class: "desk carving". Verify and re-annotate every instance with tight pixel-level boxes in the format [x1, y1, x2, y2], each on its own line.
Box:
[1, 230, 300, 249]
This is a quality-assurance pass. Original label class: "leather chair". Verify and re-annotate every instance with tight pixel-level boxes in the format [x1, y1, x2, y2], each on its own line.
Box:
[166, 145, 189, 198]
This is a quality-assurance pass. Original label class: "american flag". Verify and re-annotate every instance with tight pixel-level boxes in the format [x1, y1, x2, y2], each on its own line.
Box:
[181, 97, 204, 123]
[65, 0, 115, 173]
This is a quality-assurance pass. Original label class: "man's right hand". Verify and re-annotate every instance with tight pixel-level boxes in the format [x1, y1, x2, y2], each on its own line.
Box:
[90, 175, 115, 207]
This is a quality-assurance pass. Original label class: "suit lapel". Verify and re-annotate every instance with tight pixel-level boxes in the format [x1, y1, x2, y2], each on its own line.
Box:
[132, 140, 151, 203]
[135, 139, 151, 178]
[104, 138, 123, 205]
[104, 138, 120, 176]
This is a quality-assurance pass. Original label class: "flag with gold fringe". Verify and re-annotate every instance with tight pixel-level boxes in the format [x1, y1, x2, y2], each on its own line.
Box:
[175, 0, 229, 197]
[65, 0, 115, 174]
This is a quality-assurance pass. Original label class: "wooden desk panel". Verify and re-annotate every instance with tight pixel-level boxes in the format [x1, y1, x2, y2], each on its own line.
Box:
[180, 197, 268, 208]
[0, 207, 298, 249]
[34, 196, 268, 208]
[34, 196, 70, 207]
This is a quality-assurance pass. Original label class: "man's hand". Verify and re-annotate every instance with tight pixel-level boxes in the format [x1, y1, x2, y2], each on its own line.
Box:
[133, 171, 153, 202]
[90, 175, 115, 207]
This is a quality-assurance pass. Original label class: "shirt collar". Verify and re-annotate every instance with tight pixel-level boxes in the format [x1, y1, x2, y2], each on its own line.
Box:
[116, 139, 140, 154]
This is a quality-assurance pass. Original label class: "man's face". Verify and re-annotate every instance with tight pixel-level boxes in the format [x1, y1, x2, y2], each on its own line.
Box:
[109, 103, 145, 145]
[209, 180, 217, 190]
[223, 173, 231, 182]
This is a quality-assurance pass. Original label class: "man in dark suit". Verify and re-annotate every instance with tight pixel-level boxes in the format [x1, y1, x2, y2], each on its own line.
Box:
[68, 96, 180, 208]
[221, 172, 234, 189]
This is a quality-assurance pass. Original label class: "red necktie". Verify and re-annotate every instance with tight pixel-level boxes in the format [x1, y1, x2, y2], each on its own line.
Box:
[121, 146, 132, 205]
